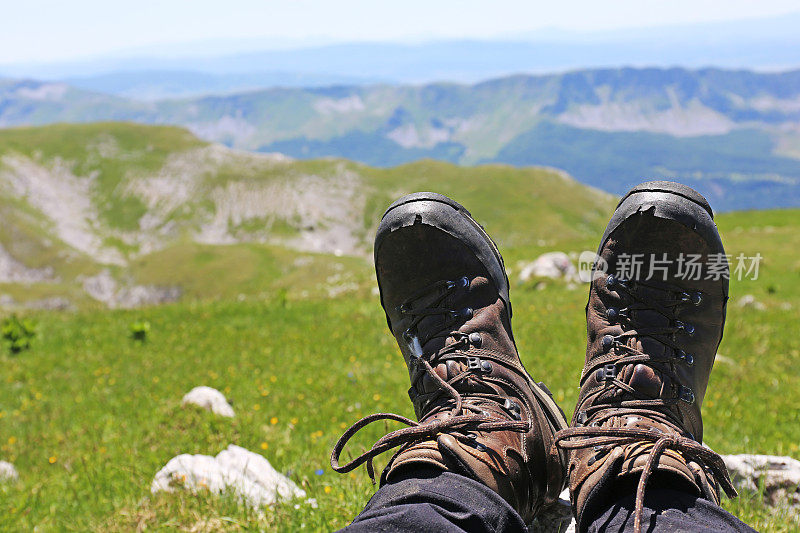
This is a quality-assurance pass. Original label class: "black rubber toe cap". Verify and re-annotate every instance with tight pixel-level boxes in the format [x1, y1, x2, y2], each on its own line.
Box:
[374, 192, 511, 327]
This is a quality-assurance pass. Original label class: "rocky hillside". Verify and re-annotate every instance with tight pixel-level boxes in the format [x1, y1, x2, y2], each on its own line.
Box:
[2, 68, 800, 210]
[0, 122, 615, 308]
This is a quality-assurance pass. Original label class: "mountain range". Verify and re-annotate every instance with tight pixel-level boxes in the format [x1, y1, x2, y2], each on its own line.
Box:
[2, 67, 800, 211]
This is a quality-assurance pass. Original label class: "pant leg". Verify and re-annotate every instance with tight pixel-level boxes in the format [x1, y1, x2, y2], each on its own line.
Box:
[586, 487, 758, 533]
[341, 468, 528, 533]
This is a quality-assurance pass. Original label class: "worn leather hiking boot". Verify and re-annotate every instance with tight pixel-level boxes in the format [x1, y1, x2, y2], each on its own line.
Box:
[555, 181, 737, 532]
[331, 192, 568, 521]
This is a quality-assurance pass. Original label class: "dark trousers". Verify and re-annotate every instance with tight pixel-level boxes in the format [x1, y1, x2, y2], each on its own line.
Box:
[342, 468, 757, 533]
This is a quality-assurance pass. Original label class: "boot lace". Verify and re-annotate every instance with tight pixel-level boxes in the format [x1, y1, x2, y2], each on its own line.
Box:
[554, 275, 736, 533]
[331, 277, 529, 482]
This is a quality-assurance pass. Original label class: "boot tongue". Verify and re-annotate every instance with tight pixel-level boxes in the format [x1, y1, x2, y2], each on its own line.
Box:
[618, 336, 672, 398]
[415, 276, 494, 354]
[615, 288, 676, 397]
[418, 359, 494, 395]
[620, 364, 664, 398]
[419, 360, 460, 393]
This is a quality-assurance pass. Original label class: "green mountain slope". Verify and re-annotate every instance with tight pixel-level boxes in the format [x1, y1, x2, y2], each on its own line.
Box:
[0, 122, 615, 307]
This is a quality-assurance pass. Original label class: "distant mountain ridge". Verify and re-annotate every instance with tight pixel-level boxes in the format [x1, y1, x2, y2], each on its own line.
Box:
[2, 67, 800, 211]
[63, 70, 387, 100]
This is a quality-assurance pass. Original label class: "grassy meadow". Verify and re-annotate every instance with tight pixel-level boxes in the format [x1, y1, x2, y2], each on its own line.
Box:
[2, 202, 800, 531]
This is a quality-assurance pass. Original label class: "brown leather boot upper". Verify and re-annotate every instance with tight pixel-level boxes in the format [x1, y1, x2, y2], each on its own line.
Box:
[331, 192, 568, 522]
[555, 182, 737, 532]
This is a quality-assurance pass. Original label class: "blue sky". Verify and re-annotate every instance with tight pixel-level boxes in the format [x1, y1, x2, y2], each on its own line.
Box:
[3, 0, 799, 64]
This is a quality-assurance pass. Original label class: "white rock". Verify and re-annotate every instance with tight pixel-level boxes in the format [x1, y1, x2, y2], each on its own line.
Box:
[151, 444, 306, 509]
[82, 269, 181, 309]
[530, 455, 800, 531]
[737, 294, 765, 310]
[519, 253, 578, 282]
[0, 461, 19, 482]
[723, 454, 800, 499]
[181, 386, 235, 418]
[216, 445, 305, 503]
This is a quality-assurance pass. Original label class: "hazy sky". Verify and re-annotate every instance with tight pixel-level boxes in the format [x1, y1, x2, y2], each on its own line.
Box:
[3, 0, 799, 64]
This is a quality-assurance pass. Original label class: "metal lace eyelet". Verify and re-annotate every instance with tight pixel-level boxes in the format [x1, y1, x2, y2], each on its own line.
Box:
[468, 332, 482, 347]
[675, 320, 695, 336]
[459, 276, 470, 288]
[503, 399, 521, 419]
[462, 307, 473, 319]
[606, 275, 616, 288]
[601, 335, 614, 351]
[680, 386, 695, 404]
[684, 353, 694, 365]
[480, 361, 492, 373]
[692, 292, 703, 306]
[596, 364, 617, 381]
[607, 307, 619, 321]
[676, 350, 694, 366]
[680, 292, 691, 302]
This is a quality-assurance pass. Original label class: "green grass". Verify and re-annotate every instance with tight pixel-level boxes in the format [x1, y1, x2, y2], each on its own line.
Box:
[2, 207, 799, 531]
[128, 242, 372, 302]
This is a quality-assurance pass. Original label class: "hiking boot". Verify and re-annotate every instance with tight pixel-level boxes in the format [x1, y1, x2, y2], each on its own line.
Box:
[331, 192, 568, 521]
[555, 181, 737, 532]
